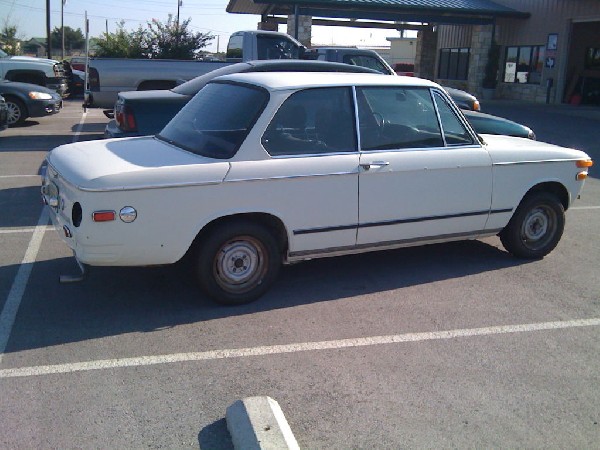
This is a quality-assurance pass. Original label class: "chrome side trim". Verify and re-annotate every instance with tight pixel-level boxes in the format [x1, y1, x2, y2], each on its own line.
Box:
[493, 158, 581, 166]
[293, 208, 511, 235]
[288, 229, 504, 261]
[224, 170, 358, 184]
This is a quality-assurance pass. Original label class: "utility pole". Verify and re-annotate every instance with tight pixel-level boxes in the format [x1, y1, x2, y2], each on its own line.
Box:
[46, 0, 52, 59]
[176, 0, 182, 47]
[61, 0, 65, 60]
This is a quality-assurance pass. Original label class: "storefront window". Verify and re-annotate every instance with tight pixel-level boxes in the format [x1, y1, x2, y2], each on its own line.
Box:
[585, 48, 600, 70]
[504, 45, 545, 84]
[438, 48, 470, 80]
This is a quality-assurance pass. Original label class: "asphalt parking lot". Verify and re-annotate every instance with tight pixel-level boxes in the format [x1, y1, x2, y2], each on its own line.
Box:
[1, 98, 599, 448]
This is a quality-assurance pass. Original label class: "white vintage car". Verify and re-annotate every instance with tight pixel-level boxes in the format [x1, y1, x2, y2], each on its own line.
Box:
[42, 72, 592, 304]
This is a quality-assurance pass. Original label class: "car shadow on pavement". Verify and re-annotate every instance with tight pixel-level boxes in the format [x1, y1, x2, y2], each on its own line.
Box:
[0, 187, 44, 228]
[0, 134, 76, 152]
[1, 239, 533, 354]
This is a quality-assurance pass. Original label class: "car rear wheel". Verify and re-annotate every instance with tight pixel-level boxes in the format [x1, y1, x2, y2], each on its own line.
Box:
[5, 97, 27, 126]
[500, 192, 564, 259]
[196, 221, 281, 305]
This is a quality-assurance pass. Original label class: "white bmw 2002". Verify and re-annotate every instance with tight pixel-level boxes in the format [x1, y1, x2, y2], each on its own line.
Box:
[42, 73, 592, 304]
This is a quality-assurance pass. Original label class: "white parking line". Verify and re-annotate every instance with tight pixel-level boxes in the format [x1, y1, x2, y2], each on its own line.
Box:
[0, 209, 49, 364]
[0, 175, 42, 179]
[0, 110, 87, 366]
[0, 226, 54, 234]
[1, 318, 598, 379]
[570, 206, 600, 210]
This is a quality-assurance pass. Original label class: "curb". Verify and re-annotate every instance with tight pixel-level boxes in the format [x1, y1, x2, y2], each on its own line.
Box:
[226, 396, 300, 450]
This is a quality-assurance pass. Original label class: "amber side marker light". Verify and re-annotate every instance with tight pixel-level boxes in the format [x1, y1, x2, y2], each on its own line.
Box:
[93, 211, 116, 222]
[576, 159, 593, 168]
[577, 172, 588, 181]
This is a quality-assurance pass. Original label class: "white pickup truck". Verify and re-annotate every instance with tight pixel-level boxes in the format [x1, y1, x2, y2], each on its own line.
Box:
[85, 30, 305, 108]
[0, 48, 68, 96]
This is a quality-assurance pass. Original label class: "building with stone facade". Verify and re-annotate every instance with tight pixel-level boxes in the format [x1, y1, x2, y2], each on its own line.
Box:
[227, 0, 600, 105]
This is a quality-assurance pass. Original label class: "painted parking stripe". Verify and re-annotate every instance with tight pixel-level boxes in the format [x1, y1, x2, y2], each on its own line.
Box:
[570, 206, 600, 210]
[0, 110, 88, 366]
[0, 226, 55, 235]
[1, 318, 598, 379]
[0, 209, 49, 365]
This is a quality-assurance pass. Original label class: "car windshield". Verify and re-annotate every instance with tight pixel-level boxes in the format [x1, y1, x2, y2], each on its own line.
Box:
[158, 81, 268, 159]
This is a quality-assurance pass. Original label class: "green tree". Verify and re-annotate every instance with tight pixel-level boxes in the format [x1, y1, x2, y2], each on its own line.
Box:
[0, 24, 19, 55]
[51, 26, 85, 52]
[94, 21, 147, 58]
[145, 15, 214, 60]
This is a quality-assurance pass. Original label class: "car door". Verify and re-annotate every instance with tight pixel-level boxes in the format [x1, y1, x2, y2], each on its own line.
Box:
[252, 86, 360, 256]
[356, 86, 493, 246]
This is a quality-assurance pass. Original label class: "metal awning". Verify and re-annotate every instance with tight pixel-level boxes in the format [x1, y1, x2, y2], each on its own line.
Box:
[227, 0, 529, 26]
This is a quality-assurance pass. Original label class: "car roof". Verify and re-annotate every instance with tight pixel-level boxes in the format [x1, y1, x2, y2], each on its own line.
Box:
[172, 60, 380, 96]
[214, 71, 439, 91]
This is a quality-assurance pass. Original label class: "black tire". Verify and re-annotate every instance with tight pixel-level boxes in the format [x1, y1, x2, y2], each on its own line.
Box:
[5, 97, 27, 126]
[500, 192, 565, 259]
[196, 221, 281, 305]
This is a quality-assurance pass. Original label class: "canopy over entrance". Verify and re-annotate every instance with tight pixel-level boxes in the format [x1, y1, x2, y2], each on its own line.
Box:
[227, 0, 529, 28]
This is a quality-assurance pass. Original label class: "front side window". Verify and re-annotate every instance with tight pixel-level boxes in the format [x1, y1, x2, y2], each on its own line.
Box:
[356, 87, 444, 150]
[504, 45, 545, 84]
[262, 87, 356, 156]
[158, 82, 268, 159]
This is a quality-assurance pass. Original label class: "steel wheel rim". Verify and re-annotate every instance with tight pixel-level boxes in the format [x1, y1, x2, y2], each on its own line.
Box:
[520, 205, 556, 250]
[213, 236, 268, 294]
[6, 102, 21, 125]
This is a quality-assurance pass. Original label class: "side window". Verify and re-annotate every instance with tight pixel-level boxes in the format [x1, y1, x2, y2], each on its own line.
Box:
[256, 36, 300, 60]
[356, 87, 444, 150]
[226, 35, 243, 61]
[432, 91, 474, 145]
[343, 55, 390, 74]
[262, 87, 357, 156]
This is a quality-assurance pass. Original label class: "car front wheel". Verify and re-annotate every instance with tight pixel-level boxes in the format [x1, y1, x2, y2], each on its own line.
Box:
[5, 97, 27, 126]
[196, 221, 281, 305]
[500, 192, 565, 259]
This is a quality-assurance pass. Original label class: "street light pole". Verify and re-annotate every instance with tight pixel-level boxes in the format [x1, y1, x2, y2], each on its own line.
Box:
[46, 0, 51, 58]
[176, 0, 181, 47]
[61, 0, 65, 60]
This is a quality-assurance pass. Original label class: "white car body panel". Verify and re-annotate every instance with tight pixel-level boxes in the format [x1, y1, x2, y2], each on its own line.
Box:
[357, 146, 493, 245]
[42, 72, 591, 269]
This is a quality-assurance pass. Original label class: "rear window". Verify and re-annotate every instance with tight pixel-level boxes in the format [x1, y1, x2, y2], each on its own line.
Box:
[158, 82, 268, 159]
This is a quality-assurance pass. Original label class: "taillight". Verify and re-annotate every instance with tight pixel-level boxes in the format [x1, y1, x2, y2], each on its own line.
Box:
[115, 103, 137, 132]
[88, 67, 100, 91]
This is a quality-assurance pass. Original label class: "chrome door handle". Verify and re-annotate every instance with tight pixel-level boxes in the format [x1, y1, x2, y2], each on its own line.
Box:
[360, 161, 390, 170]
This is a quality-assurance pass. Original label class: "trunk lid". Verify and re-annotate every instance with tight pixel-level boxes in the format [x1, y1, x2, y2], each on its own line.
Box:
[47, 136, 230, 191]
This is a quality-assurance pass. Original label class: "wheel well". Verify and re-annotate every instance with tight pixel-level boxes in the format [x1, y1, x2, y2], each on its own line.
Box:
[3, 95, 28, 114]
[188, 213, 289, 258]
[137, 80, 178, 91]
[524, 182, 569, 210]
[5, 70, 46, 87]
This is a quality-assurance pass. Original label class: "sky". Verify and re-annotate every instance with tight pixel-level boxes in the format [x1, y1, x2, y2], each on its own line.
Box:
[0, 0, 403, 53]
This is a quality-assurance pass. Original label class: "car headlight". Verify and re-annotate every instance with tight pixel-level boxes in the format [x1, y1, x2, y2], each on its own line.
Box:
[29, 92, 53, 100]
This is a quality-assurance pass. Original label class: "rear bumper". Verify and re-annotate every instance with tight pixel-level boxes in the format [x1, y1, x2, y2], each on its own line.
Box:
[104, 119, 141, 138]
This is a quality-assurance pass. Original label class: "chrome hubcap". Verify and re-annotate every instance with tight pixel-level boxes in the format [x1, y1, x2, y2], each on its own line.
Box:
[214, 237, 266, 293]
[6, 102, 21, 125]
[520, 205, 555, 249]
